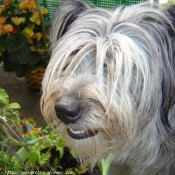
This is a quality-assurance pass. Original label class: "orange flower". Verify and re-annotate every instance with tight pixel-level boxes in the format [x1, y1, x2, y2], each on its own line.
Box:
[29, 11, 40, 25]
[41, 8, 48, 15]
[3, 24, 13, 34]
[27, 38, 33, 44]
[35, 32, 42, 41]
[27, 129, 39, 135]
[30, 46, 45, 54]
[11, 17, 25, 25]
[19, 0, 36, 10]
[23, 27, 34, 38]
[36, 48, 45, 54]
[0, 17, 6, 24]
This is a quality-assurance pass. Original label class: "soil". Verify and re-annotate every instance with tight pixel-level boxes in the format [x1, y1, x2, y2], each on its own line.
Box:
[41, 147, 100, 175]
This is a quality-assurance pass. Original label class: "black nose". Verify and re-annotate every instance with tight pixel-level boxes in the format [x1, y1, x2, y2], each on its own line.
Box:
[55, 97, 82, 124]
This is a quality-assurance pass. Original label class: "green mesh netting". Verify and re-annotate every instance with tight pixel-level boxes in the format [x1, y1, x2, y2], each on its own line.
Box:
[0, 0, 147, 20]
[39, 0, 147, 20]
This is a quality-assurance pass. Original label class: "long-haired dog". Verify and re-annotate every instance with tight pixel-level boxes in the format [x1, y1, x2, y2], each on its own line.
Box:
[41, 0, 175, 174]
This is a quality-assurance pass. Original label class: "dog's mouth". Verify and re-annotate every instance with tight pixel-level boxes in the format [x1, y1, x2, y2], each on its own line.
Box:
[67, 128, 98, 140]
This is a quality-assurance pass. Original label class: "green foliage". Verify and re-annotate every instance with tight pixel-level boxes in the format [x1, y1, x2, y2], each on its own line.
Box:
[0, 88, 9, 104]
[0, 87, 20, 118]
[5, 32, 27, 53]
[75, 165, 89, 175]
[0, 87, 112, 174]
[97, 154, 112, 175]
[0, 87, 90, 174]
[0, 0, 50, 77]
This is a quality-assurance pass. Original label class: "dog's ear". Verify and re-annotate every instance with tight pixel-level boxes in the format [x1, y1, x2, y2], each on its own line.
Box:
[164, 5, 175, 37]
[51, 0, 88, 47]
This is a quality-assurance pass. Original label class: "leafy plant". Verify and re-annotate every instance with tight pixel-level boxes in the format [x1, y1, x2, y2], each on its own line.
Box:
[97, 154, 111, 175]
[0, 87, 89, 174]
[0, 0, 50, 77]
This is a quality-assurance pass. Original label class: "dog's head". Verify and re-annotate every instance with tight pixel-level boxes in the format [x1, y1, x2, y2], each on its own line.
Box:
[41, 0, 175, 167]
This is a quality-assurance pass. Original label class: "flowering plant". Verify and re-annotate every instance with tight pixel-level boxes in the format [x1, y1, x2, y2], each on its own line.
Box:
[0, 0, 50, 77]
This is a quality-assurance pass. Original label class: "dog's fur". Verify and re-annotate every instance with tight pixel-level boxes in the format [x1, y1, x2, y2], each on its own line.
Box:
[41, 1, 175, 174]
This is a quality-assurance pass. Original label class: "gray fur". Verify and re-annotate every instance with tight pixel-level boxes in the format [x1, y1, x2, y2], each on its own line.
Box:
[41, 1, 175, 174]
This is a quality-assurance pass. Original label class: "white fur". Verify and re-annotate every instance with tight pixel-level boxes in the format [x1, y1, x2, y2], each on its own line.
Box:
[41, 1, 175, 174]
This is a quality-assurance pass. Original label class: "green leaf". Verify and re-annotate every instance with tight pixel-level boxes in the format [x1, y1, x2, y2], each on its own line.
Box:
[0, 151, 9, 163]
[97, 153, 112, 175]
[56, 146, 64, 159]
[69, 149, 77, 158]
[9, 158, 21, 171]
[38, 152, 50, 165]
[7, 43, 32, 77]
[28, 52, 43, 67]
[24, 133, 32, 141]
[34, 141, 40, 148]
[12, 115, 21, 125]
[27, 151, 38, 164]
[14, 7, 22, 15]
[13, 64, 31, 77]
[0, 88, 9, 104]
[8, 43, 31, 64]
[30, 131, 39, 139]
[74, 165, 88, 175]
[8, 103, 20, 109]
[11, 111, 21, 119]
[14, 148, 30, 163]
[5, 32, 27, 53]
[49, 131, 56, 139]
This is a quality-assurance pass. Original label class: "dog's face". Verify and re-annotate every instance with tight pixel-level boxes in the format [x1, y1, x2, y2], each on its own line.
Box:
[41, 0, 175, 167]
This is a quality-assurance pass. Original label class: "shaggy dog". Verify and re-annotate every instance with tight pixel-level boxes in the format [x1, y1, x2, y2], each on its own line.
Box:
[41, 1, 175, 174]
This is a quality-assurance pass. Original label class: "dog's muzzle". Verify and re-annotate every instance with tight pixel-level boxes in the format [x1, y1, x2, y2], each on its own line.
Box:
[55, 97, 98, 140]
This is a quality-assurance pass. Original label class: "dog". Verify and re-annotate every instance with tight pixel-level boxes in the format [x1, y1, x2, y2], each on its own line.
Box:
[40, 0, 175, 174]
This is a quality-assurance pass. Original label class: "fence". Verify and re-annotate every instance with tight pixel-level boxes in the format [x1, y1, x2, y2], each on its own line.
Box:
[0, 0, 147, 21]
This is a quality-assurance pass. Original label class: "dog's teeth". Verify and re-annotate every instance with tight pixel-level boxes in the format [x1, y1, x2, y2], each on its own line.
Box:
[67, 127, 98, 140]
[69, 128, 85, 134]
